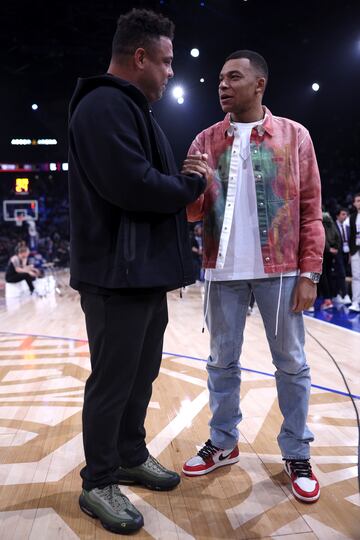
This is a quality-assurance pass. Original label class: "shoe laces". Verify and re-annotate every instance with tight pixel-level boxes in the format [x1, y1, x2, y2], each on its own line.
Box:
[93, 484, 132, 512]
[198, 439, 221, 460]
[143, 455, 168, 473]
[286, 459, 313, 478]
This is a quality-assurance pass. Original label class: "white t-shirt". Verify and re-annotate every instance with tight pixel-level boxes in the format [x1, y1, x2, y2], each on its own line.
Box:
[206, 120, 297, 281]
[345, 213, 360, 247]
[337, 219, 350, 253]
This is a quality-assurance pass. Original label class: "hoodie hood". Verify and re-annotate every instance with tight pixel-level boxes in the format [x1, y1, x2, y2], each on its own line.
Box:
[69, 73, 149, 120]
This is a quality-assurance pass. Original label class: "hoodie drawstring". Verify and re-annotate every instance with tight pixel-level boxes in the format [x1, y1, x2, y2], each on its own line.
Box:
[202, 269, 212, 333]
[201, 270, 283, 337]
[274, 272, 283, 339]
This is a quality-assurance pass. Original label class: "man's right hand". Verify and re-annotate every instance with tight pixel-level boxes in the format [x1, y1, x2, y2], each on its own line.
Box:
[181, 152, 213, 191]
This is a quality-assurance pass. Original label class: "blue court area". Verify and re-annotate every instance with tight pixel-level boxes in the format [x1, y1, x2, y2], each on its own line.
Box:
[305, 298, 360, 333]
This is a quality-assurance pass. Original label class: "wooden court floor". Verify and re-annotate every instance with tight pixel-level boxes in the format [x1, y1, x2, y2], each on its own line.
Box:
[0, 272, 359, 539]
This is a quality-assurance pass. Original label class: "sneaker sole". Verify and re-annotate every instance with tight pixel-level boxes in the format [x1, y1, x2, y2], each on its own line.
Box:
[79, 495, 144, 534]
[284, 467, 320, 503]
[290, 488, 320, 503]
[182, 455, 240, 476]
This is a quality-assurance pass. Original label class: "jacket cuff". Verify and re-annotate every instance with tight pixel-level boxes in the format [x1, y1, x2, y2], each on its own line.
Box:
[299, 257, 323, 274]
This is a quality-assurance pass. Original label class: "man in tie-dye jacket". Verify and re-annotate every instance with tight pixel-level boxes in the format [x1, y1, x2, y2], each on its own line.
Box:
[182, 50, 324, 503]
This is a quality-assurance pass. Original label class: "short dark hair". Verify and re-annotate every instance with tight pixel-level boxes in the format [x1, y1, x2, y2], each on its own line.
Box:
[354, 193, 360, 200]
[112, 8, 175, 58]
[225, 49, 268, 80]
[336, 207, 348, 216]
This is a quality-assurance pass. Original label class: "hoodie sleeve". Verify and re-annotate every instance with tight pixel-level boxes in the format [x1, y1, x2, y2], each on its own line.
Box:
[69, 87, 206, 213]
[186, 134, 206, 222]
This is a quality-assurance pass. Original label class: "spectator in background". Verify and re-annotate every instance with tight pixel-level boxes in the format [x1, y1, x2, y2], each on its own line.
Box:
[25, 217, 39, 251]
[5, 245, 40, 293]
[334, 208, 351, 305]
[346, 193, 360, 312]
[318, 211, 341, 310]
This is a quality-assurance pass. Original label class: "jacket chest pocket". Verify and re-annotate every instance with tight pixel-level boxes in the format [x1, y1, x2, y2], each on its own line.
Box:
[251, 143, 297, 202]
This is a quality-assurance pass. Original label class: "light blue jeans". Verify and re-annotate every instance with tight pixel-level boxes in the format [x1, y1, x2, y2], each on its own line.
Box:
[205, 276, 314, 459]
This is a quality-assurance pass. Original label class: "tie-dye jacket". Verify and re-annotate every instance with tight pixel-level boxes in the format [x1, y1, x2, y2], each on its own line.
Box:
[187, 106, 324, 274]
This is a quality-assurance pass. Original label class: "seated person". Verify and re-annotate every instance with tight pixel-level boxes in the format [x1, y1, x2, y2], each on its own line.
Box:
[5, 245, 40, 293]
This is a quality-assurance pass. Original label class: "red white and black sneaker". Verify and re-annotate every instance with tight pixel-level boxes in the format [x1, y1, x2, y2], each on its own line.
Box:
[182, 439, 239, 476]
[284, 459, 320, 502]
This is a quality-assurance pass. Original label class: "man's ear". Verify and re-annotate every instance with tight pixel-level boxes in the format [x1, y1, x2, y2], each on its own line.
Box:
[256, 77, 266, 95]
[134, 47, 146, 70]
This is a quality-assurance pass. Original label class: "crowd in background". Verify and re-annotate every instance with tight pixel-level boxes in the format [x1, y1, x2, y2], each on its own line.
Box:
[1, 176, 360, 315]
[190, 190, 360, 313]
[0, 177, 69, 271]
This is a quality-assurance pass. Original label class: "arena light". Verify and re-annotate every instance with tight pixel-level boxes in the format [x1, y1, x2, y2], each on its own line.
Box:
[11, 139, 32, 145]
[0, 162, 65, 172]
[31, 104, 38, 110]
[37, 139, 57, 145]
[312, 82, 320, 92]
[177, 97, 184, 104]
[10, 138, 57, 145]
[172, 86, 184, 99]
[0, 164, 17, 170]
[200, 78, 205, 83]
[190, 48, 200, 58]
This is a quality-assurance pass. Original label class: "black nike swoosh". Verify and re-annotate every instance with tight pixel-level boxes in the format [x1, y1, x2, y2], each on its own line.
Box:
[218, 452, 232, 461]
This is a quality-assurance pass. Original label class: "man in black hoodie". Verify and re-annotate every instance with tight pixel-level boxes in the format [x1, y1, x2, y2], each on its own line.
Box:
[68, 8, 208, 534]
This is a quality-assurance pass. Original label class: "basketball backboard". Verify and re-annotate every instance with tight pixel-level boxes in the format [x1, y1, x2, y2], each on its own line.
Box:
[3, 200, 38, 223]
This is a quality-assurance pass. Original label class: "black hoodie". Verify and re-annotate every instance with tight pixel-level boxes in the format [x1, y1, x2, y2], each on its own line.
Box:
[68, 74, 206, 291]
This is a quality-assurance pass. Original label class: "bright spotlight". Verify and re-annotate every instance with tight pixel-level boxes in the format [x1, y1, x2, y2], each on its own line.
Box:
[190, 48, 200, 58]
[172, 86, 184, 99]
[177, 97, 184, 104]
[312, 83, 320, 92]
[31, 103, 38, 110]
[200, 78, 205, 83]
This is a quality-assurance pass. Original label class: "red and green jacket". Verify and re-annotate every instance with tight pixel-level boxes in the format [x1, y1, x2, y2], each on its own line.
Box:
[187, 106, 325, 274]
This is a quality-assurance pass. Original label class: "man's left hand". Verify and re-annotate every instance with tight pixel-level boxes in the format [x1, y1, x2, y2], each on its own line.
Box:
[292, 277, 317, 313]
[181, 153, 214, 191]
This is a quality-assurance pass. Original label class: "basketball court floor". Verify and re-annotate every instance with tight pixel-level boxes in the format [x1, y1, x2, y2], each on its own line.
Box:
[0, 273, 359, 539]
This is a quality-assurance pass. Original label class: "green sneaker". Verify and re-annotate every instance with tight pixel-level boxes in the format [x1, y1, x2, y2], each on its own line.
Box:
[79, 484, 143, 534]
[117, 455, 180, 491]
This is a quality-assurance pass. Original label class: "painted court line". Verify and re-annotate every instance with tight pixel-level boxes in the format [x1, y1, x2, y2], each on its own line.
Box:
[0, 332, 358, 400]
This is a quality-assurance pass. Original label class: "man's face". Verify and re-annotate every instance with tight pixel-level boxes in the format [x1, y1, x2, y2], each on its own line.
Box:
[354, 196, 360, 211]
[338, 210, 348, 222]
[140, 36, 174, 103]
[218, 58, 263, 115]
[19, 250, 29, 261]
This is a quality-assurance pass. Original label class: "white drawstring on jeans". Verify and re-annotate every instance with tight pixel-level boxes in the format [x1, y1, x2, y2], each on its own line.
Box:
[202, 269, 212, 333]
[274, 272, 283, 339]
